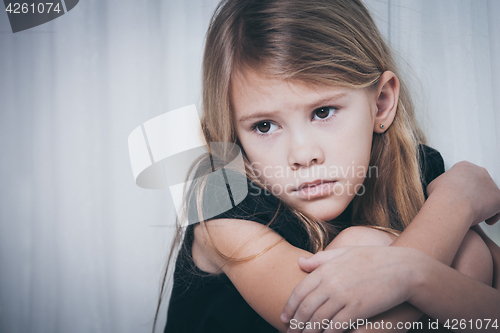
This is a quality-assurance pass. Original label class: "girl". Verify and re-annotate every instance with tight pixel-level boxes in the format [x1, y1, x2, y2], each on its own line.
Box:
[159, 0, 500, 332]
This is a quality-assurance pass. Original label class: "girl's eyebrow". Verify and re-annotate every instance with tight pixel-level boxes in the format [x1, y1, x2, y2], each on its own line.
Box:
[238, 92, 347, 123]
[239, 111, 277, 123]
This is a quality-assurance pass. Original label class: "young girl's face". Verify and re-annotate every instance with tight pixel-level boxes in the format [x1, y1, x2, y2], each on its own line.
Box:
[232, 70, 379, 221]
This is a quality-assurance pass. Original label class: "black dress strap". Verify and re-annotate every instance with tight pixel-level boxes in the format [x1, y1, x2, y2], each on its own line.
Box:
[419, 144, 445, 197]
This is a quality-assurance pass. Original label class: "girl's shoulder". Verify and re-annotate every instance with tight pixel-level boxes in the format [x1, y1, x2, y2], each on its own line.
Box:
[177, 178, 310, 275]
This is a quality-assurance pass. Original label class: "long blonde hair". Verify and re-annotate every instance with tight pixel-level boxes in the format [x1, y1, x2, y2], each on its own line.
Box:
[154, 0, 427, 330]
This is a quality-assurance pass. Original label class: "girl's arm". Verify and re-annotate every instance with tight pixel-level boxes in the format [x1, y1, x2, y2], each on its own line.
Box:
[473, 225, 500, 288]
[285, 242, 500, 333]
[392, 161, 500, 265]
[409, 245, 500, 327]
[192, 218, 313, 332]
[193, 162, 500, 332]
[193, 219, 434, 332]
[287, 226, 494, 333]
[195, 220, 496, 333]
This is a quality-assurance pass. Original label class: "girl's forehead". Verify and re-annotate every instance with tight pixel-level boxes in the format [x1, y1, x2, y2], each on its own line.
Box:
[232, 69, 345, 96]
[231, 69, 366, 105]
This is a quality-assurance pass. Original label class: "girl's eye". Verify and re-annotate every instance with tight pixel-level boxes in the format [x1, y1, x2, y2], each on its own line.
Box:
[313, 106, 336, 120]
[257, 122, 271, 133]
[253, 121, 278, 135]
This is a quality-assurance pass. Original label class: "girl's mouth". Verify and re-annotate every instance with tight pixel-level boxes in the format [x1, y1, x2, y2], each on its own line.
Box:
[295, 180, 337, 199]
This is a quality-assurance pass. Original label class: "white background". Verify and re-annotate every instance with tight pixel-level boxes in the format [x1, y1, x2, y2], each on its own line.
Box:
[0, 1, 499, 332]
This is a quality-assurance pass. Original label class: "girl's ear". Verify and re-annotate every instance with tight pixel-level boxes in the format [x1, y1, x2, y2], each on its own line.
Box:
[373, 71, 399, 133]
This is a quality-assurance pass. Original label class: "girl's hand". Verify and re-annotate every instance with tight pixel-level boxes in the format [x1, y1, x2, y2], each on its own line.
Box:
[426, 161, 500, 226]
[281, 246, 423, 333]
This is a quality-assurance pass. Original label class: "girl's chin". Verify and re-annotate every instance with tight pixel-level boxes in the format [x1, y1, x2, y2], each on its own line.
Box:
[300, 204, 345, 222]
[278, 192, 349, 221]
[311, 211, 343, 222]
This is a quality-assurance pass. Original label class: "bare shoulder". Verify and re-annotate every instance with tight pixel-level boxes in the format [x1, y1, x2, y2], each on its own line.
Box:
[327, 226, 396, 249]
[192, 218, 289, 272]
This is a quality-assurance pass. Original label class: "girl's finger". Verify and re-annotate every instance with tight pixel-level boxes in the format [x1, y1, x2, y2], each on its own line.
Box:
[281, 274, 322, 323]
[302, 299, 344, 333]
[322, 307, 351, 333]
[298, 248, 347, 272]
[289, 291, 329, 333]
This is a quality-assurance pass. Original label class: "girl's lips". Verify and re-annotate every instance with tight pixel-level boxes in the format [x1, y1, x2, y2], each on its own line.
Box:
[295, 181, 337, 199]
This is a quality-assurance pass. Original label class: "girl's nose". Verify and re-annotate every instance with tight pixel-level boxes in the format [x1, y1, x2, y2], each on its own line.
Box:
[287, 133, 325, 170]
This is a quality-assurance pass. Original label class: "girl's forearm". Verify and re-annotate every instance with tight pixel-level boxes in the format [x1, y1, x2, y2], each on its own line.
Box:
[408, 255, 500, 332]
[389, 189, 500, 330]
[354, 244, 498, 333]
[391, 187, 474, 265]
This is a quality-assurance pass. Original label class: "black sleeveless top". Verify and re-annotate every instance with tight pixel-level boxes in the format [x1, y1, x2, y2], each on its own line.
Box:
[164, 145, 446, 333]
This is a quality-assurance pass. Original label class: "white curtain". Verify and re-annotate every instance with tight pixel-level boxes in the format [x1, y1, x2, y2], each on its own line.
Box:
[0, 1, 498, 332]
[365, 0, 500, 239]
